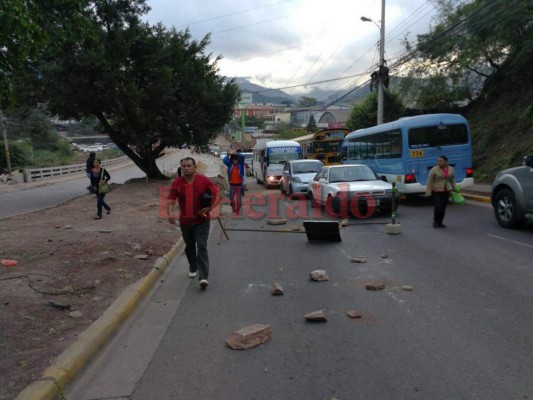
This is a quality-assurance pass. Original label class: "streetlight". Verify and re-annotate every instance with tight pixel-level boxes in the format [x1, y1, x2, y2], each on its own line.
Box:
[361, 0, 386, 125]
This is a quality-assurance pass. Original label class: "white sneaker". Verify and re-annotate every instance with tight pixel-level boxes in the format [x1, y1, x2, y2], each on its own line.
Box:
[200, 279, 208, 289]
[188, 271, 197, 278]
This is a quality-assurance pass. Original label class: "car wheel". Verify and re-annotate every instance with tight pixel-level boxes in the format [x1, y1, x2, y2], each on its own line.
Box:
[494, 188, 524, 228]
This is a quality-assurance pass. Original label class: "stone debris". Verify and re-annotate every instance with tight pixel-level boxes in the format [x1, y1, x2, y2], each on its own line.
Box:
[145, 249, 154, 256]
[305, 310, 327, 322]
[350, 256, 367, 263]
[64, 225, 73, 230]
[346, 310, 362, 319]
[69, 311, 83, 318]
[366, 282, 385, 290]
[47, 301, 71, 311]
[134, 254, 149, 260]
[309, 270, 329, 281]
[266, 218, 287, 226]
[271, 283, 284, 295]
[226, 324, 272, 350]
[401, 285, 413, 291]
[381, 254, 389, 259]
[284, 226, 304, 232]
[339, 218, 349, 227]
[99, 229, 112, 233]
[55, 225, 61, 229]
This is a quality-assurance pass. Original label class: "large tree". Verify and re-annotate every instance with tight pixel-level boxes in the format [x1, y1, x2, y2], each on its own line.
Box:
[346, 91, 405, 131]
[399, 0, 532, 108]
[28, 1, 239, 179]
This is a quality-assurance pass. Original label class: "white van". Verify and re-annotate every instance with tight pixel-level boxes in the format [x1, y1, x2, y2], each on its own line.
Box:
[252, 140, 302, 189]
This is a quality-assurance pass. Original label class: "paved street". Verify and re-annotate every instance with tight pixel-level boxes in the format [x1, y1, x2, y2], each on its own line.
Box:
[66, 180, 533, 400]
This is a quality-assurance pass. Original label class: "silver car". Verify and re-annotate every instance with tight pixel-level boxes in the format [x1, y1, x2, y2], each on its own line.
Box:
[280, 160, 324, 197]
[491, 155, 533, 228]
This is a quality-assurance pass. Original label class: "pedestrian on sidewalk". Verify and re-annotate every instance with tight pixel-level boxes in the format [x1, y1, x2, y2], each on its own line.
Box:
[90, 159, 111, 220]
[426, 155, 457, 228]
[167, 157, 220, 290]
[223, 150, 245, 216]
[86, 152, 96, 193]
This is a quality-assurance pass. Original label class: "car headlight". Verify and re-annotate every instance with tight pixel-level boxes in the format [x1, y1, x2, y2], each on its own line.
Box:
[292, 176, 302, 183]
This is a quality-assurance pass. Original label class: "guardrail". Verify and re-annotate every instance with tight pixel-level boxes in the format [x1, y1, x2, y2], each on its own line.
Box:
[23, 156, 130, 182]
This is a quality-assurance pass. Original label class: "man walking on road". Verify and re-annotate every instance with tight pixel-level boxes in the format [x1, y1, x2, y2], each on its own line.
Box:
[86, 152, 96, 193]
[223, 149, 245, 216]
[167, 157, 220, 289]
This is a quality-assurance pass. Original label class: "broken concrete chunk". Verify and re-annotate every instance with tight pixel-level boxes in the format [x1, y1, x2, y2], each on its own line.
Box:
[309, 270, 329, 281]
[267, 218, 287, 226]
[64, 225, 73, 230]
[305, 310, 327, 322]
[134, 254, 149, 260]
[69, 311, 83, 318]
[350, 256, 367, 263]
[346, 310, 362, 319]
[339, 218, 349, 228]
[366, 282, 385, 290]
[226, 324, 272, 350]
[271, 283, 284, 296]
[401, 285, 413, 291]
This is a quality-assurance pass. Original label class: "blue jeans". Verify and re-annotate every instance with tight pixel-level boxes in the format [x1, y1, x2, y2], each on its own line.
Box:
[96, 193, 111, 217]
[229, 184, 244, 214]
[180, 220, 210, 280]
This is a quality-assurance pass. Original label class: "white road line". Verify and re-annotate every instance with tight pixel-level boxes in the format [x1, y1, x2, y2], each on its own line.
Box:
[486, 234, 533, 250]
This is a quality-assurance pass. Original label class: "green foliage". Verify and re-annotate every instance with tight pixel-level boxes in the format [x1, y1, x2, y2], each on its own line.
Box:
[0, 141, 29, 170]
[346, 91, 405, 131]
[244, 115, 265, 129]
[299, 96, 317, 107]
[306, 115, 317, 132]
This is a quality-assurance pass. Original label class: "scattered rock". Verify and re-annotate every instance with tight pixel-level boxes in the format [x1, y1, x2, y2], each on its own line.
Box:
[99, 229, 112, 234]
[366, 282, 385, 290]
[226, 324, 272, 350]
[267, 218, 287, 226]
[401, 285, 413, 291]
[69, 311, 83, 318]
[271, 283, 284, 295]
[130, 243, 142, 251]
[47, 301, 71, 311]
[309, 270, 329, 281]
[350, 256, 367, 263]
[339, 218, 349, 227]
[304, 310, 327, 322]
[134, 254, 149, 260]
[381, 254, 389, 259]
[54, 225, 61, 229]
[47, 239, 53, 242]
[346, 310, 362, 319]
[145, 249, 154, 256]
[64, 225, 73, 230]
[1, 259, 18, 267]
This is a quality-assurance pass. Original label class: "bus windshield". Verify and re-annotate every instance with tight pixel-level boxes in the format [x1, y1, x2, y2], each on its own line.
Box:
[313, 141, 341, 153]
[408, 124, 468, 148]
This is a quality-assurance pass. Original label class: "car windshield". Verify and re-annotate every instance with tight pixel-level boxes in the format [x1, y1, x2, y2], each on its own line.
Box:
[329, 166, 377, 183]
[292, 162, 322, 174]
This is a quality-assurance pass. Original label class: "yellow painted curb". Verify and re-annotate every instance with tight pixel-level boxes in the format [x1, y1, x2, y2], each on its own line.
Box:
[14, 379, 58, 400]
[462, 193, 491, 203]
[15, 237, 185, 400]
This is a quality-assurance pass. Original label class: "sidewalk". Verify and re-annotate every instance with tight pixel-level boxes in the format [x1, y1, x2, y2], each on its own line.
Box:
[461, 183, 491, 203]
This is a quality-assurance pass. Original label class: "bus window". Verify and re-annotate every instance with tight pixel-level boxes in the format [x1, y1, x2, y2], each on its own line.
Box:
[408, 124, 468, 148]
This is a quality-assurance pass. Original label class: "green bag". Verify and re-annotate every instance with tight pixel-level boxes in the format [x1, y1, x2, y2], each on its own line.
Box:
[450, 188, 465, 205]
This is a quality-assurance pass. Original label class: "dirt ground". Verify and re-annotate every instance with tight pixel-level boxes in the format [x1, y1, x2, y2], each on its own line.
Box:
[0, 163, 226, 400]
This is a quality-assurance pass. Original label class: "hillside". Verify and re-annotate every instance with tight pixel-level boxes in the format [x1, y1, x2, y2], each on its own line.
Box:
[464, 50, 533, 183]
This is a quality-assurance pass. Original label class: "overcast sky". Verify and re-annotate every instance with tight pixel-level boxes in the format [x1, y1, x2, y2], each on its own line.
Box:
[145, 0, 438, 98]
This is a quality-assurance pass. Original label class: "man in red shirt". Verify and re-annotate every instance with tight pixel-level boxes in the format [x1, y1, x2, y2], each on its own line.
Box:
[167, 157, 220, 289]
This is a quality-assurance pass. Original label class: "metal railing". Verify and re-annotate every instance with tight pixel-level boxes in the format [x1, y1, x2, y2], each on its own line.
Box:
[23, 156, 130, 182]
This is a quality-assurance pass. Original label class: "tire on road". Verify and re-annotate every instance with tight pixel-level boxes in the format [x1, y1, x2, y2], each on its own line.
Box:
[493, 188, 524, 228]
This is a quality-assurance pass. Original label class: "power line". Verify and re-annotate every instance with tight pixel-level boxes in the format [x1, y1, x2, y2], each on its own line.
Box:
[211, 15, 291, 35]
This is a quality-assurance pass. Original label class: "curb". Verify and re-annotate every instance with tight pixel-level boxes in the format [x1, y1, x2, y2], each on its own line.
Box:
[462, 193, 491, 203]
[14, 238, 185, 400]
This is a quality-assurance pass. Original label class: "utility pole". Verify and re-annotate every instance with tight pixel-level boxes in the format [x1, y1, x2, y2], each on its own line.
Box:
[377, 0, 386, 125]
[1, 112, 12, 175]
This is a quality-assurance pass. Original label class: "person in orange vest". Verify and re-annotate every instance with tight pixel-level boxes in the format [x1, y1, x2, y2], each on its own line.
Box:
[223, 150, 245, 216]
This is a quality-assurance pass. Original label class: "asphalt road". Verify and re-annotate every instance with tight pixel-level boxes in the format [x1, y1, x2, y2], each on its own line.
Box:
[67, 181, 533, 400]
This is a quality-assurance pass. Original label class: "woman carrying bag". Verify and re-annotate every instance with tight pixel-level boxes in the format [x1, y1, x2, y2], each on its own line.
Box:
[426, 155, 457, 228]
[90, 159, 111, 220]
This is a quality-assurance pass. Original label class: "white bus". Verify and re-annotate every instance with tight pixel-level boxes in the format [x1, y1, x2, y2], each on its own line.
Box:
[253, 140, 302, 189]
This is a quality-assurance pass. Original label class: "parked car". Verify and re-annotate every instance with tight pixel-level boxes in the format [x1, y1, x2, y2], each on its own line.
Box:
[280, 159, 324, 197]
[308, 164, 400, 215]
[491, 155, 533, 228]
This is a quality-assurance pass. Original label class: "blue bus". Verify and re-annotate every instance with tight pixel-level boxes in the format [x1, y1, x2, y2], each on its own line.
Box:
[341, 114, 474, 194]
